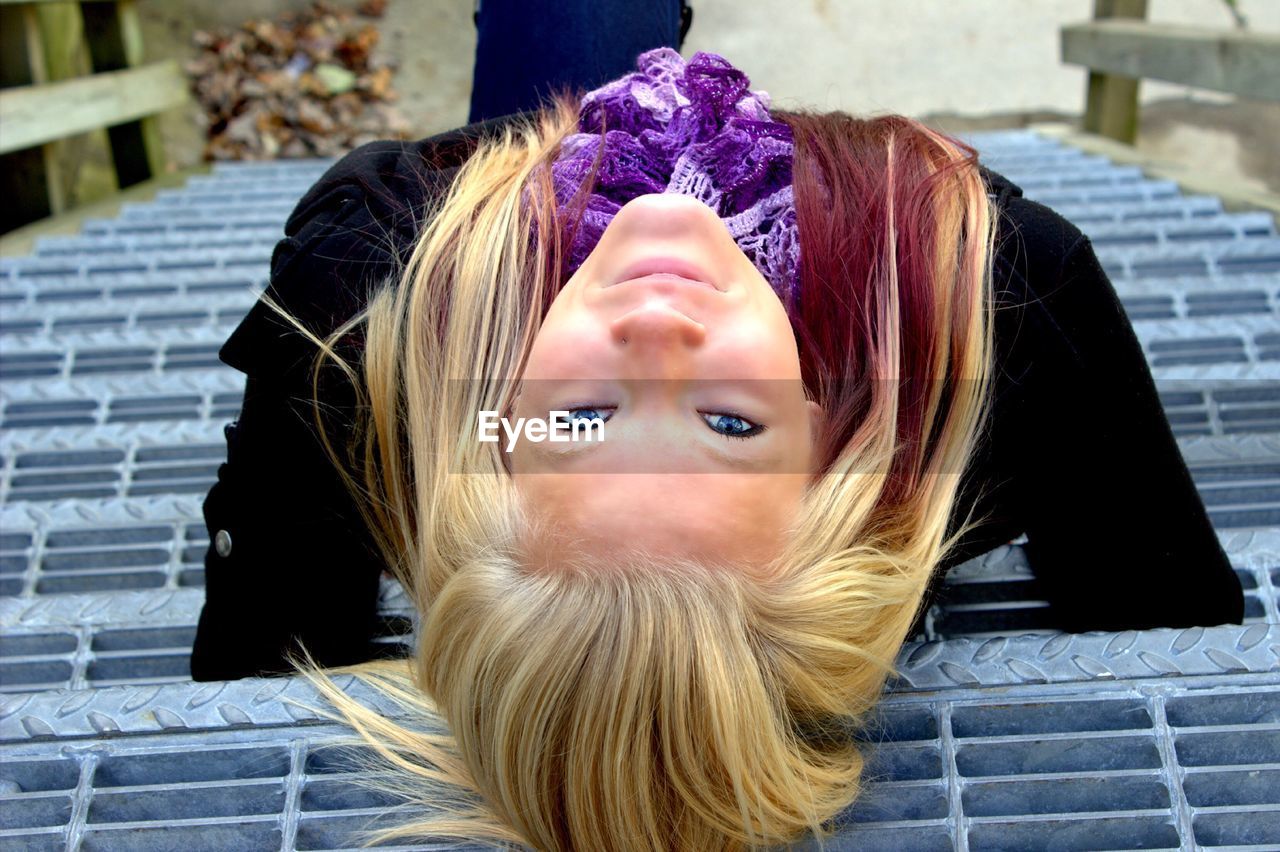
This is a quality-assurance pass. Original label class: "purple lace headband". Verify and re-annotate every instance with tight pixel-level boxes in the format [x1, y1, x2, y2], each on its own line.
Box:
[549, 47, 800, 300]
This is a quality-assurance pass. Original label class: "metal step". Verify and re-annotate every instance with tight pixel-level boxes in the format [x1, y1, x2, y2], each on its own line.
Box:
[0, 127, 1275, 852]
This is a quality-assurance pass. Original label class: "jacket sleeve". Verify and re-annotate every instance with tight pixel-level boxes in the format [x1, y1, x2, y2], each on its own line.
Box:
[989, 201, 1245, 631]
[190, 163, 402, 682]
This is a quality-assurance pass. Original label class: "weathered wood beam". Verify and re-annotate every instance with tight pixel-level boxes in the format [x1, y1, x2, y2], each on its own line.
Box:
[0, 60, 187, 155]
[1065, 20, 1280, 103]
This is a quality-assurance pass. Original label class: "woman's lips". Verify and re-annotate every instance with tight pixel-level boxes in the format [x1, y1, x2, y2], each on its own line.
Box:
[612, 256, 721, 291]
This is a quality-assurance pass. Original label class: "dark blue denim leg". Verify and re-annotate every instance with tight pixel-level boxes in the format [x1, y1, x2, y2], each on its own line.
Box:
[469, 0, 688, 123]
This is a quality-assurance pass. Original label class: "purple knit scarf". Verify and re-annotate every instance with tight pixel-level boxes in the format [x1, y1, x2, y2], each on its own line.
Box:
[549, 47, 800, 300]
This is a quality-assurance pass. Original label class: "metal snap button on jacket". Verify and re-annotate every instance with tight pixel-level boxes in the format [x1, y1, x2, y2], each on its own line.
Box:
[214, 530, 233, 558]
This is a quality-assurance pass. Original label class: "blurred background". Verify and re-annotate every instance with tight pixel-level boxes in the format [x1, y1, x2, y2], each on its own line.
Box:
[1, 0, 1277, 242]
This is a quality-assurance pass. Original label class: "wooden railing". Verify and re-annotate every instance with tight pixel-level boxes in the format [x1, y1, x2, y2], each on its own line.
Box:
[0, 0, 188, 232]
[1062, 0, 1280, 144]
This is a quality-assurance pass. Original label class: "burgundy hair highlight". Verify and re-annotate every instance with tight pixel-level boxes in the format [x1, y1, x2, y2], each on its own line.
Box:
[775, 111, 986, 501]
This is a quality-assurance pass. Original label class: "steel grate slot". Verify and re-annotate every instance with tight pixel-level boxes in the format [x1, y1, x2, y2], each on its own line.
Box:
[1, 532, 33, 551]
[42, 537, 163, 562]
[293, 812, 438, 852]
[951, 698, 1154, 737]
[1121, 294, 1176, 320]
[79, 821, 283, 851]
[1165, 690, 1279, 726]
[0, 793, 71, 830]
[87, 653, 191, 683]
[0, 757, 80, 791]
[88, 779, 284, 822]
[32, 287, 101, 302]
[861, 743, 943, 783]
[0, 633, 78, 656]
[866, 704, 939, 742]
[298, 777, 403, 812]
[1220, 255, 1280, 275]
[955, 734, 1163, 776]
[46, 526, 172, 548]
[0, 319, 45, 335]
[9, 449, 125, 502]
[154, 260, 217, 272]
[0, 757, 79, 837]
[165, 344, 224, 364]
[94, 745, 290, 786]
[0, 659, 74, 690]
[136, 444, 225, 465]
[1192, 810, 1280, 847]
[1185, 289, 1272, 317]
[965, 815, 1180, 851]
[1092, 232, 1159, 246]
[91, 626, 197, 652]
[1257, 331, 1280, 360]
[13, 266, 79, 278]
[1182, 767, 1280, 807]
[1195, 461, 1280, 528]
[109, 395, 205, 424]
[1174, 730, 1280, 767]
[1149, 335, 1248, 367]
[964, 774, 1172, 818]
[801, 824, 952, 852]
[84, 264, 149, 275]
[215, 306, 251, 324]
[0, 352, 64, 379]
[1130, 259, 1211, 278]
[1167, 226, 1238, 241]
[136, 311, 212, 327]
[72, 347, 155, 376]
[188, 280, 257, 294]
[112, 285, 177, 297]
[37, 572, 166, 595]
[2, 399, 99, 429]
[841, 782, 949, 824]
[51, 315, 128, 332]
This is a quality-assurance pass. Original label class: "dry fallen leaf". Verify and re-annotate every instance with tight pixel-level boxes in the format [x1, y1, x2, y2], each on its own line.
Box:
[187, 0, 411, 161]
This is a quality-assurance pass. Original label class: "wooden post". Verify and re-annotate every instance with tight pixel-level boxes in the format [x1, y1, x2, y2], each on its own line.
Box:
[81, 0, 166, 187]
[0, 2, 53, 232]
[1082, 0, 1148, 144]
[20, 2, 66, 213]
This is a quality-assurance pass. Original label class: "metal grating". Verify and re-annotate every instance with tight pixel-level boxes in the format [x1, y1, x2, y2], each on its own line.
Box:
[0, 675, 1275, 850]
[0, 129, 1276, 850]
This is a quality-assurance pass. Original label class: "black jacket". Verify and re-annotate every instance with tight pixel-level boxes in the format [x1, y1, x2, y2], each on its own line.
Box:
[190, 111, 1245, 682]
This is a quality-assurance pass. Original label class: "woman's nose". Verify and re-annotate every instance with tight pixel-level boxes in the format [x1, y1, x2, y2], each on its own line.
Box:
[609, 301, 707, 350]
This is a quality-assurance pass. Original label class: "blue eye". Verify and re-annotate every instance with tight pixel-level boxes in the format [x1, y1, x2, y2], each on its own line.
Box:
[554, 407, 614, 425]
[702, 412, 764, 440]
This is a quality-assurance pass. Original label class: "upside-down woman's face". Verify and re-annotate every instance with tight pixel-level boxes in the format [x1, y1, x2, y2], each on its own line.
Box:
[509, 193, 822, 569]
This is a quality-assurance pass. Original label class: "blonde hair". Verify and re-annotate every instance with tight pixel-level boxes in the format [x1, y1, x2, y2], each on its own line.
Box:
[268, 91, 996, 850]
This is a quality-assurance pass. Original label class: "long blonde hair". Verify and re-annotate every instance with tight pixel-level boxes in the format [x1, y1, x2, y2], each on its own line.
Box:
[271, 90, 996, 850]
